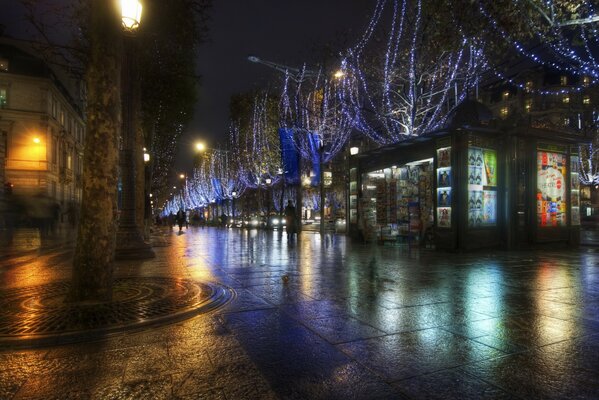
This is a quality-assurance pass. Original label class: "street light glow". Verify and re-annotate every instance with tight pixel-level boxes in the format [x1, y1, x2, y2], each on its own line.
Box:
[33, 137, 40, 144]
[179, 174, 185, 179]
[333, 69, 345, 79]
[195, 142, 206, 152]
[121, 0, 143, 30]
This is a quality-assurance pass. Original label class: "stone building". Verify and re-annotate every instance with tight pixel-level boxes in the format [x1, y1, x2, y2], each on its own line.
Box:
[0, 39, 85, 207]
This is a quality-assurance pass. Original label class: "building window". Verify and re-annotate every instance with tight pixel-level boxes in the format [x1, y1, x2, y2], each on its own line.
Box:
[0, 59, 8, 72]
[583, 95, 591, 105]
[500, 107, 508, 117]
[525, 99, 532, 112]
[560, 76, 568, 86]
[502, 91, 510, 101]
[564, 117, 570, 126]
[51, 96, 57, 118]
[562, 95, 570, 104]
[60, 109, 65, 126]
[52, 138, 58, 165]
[525, 81, 533, 92]
[0, 87, 7, 107]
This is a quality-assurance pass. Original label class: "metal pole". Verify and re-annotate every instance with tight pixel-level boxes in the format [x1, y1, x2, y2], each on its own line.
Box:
[320, 142, 325, 236]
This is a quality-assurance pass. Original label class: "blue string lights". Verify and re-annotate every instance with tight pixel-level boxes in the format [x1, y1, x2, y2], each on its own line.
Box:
[342, 0, 485, 144]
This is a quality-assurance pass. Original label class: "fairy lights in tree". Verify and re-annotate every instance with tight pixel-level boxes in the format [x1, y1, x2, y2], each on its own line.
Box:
[280, 65, 355, 163]
[343, 0, 484, 144]
[478, 0, 599, 81]
[231, 92, 282, 189]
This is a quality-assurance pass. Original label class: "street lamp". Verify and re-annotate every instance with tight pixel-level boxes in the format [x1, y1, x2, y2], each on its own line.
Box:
[195, 142, 206, 152]
[120, 0, 142, 31]
[231, 191, 237, 225]
[116, 0, 154, 259]
[333, 70, 345, 79]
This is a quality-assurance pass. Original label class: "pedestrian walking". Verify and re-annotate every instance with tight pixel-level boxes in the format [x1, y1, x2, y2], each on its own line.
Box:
[176, 209, 186, 233]
[284, 200, 297, 240]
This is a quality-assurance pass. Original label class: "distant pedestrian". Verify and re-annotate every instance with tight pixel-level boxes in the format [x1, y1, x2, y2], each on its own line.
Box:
[284, 200, 297, 240]
[176, 209, 186, 232]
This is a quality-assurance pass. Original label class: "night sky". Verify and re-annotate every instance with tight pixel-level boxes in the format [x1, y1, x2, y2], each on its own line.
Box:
[0, 0, 375, 170]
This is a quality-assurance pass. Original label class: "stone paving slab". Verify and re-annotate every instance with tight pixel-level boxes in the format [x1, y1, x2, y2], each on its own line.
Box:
[0, 227, 598, 399]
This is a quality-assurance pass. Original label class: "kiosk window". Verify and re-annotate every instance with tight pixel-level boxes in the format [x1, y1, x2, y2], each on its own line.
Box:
[468, 145, 497, 227]
[537, 151, 567, 227]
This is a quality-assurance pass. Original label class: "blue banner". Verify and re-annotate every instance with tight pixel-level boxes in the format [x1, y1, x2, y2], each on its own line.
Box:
[211, 178, 223, 200]
[308, 132, 321, 186]
[278, 128, 300, 185]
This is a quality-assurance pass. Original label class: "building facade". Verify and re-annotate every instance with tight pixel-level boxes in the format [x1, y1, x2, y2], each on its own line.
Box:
[0, 40, 85, 207]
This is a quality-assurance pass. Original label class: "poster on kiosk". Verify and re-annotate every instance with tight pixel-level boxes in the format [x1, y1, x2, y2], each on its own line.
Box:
[537, 150, 567, 227]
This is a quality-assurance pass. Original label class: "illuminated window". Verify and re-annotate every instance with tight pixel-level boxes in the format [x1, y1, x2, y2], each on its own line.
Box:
[525, 81, 533, 91]
[0, 59, 8, 72]
[583, 95, 591, 105]
[0, 88, 6, 107]
[564, 117, 570, 126]
[502, 91, 510, 100]
[500, 107, 508, 117]
[560, 76, 568, 86]
[583, 76, 590, 87]
[525, 99, 532, 112]
[562, 95, 570, 104]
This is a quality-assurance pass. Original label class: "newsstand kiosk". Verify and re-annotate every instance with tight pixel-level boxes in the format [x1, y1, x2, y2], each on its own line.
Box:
[351, 112, 585, 251]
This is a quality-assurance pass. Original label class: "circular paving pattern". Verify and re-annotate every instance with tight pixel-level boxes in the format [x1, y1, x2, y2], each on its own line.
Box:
[0, 277, 234, 348]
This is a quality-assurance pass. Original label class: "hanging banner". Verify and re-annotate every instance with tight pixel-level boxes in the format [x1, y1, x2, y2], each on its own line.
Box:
[308, 132, 321, 186]
[278, 128, 300, 184]
[211, 178, 223, 200]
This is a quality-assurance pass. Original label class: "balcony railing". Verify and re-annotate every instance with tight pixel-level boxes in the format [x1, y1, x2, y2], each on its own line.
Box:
[5, 159, 49, 170]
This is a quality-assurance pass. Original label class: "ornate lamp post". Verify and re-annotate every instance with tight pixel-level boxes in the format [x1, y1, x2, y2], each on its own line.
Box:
[116, 0, 154, 259]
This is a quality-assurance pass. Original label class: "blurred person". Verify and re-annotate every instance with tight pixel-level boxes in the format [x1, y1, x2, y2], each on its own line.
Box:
[176, 208, 186, 233]
[285, 200, 297, 240]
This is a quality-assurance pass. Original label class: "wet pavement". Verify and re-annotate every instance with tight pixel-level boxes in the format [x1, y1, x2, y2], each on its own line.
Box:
[0, 227, 598, 399]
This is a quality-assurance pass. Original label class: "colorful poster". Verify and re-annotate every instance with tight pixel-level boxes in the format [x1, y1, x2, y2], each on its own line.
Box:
[468, 166, 483, 185]
[437, 207, 451, 228]
[438, 168, 451, 187]
[483, 150, 497, 186]
[437, 189, 451, 207]
[437, 147, 451, 168]
[537, 151, 567, 227]
[468, 190, 483, 211]
[468, 145, 497, 228]
[483, 190, 497, 224]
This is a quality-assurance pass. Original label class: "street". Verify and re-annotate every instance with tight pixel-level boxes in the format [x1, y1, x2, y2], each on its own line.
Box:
[0, 227, 598, 399]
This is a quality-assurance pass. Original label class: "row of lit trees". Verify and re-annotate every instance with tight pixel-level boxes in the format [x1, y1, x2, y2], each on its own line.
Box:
[163, 0, 599, 219]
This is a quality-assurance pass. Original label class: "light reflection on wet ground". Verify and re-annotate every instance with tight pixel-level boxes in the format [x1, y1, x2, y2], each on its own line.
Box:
[1, 226, 598, 399]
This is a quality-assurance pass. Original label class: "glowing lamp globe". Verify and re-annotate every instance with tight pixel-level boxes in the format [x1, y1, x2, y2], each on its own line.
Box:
[121, 0, 143, 31]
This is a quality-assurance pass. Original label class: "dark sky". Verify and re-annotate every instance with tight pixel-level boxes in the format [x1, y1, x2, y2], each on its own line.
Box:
[181, 0, 374, 170]
[0, 0, 375, 171]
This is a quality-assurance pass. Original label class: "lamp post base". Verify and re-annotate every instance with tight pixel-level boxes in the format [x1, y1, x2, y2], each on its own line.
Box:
[115, 226, 155, 260]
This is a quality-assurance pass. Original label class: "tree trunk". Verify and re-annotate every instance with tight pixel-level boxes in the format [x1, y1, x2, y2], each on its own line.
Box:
[70, 0, 122, 302]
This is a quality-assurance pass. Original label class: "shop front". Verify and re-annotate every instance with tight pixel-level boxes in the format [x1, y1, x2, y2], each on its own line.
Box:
[349, 124, 585, 250]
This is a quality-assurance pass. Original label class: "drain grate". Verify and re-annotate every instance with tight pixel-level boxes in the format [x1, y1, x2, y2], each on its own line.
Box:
[0, 277, 234, 348]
